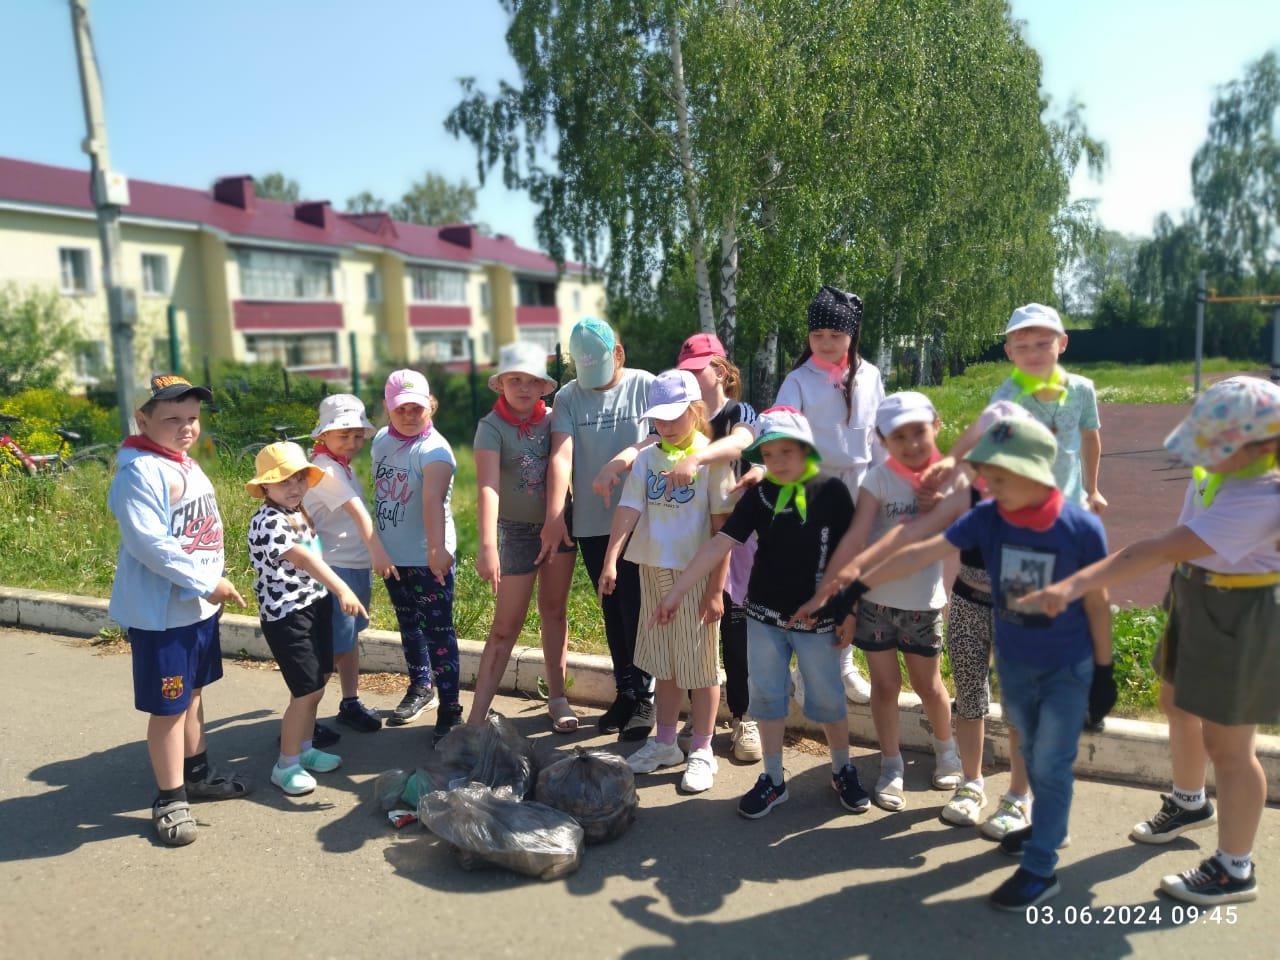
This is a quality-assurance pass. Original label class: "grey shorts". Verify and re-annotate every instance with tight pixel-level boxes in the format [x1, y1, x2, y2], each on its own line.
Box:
[497, 518, 576, 577]
[853, 601, 944, 657]
[1153, 568, 1280, 726]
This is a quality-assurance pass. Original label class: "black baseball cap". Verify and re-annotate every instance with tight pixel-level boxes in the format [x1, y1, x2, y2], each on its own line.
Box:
[148, 374, 213, 402]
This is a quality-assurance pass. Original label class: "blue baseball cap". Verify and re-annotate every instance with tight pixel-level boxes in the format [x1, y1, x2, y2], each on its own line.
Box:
[569, 318, 618, 389]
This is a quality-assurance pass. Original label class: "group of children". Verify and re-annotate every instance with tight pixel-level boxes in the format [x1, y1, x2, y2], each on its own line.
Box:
[108, 293, 1278, 913]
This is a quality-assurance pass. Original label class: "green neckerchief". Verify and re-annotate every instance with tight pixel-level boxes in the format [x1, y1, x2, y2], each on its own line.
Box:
[1193, 453, 1277, 508]
[766, 459, 821, 522]
[1011, 365, 1069, 406]
[659, 436, 698, 464]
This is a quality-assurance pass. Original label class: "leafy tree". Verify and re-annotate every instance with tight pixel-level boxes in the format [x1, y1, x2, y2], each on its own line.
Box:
[345, 191, 388, 214]
[389, 172, 478, 225]
[0, 285, 83, 396]
[448, 0, 1097, 392]
[255, 172, 302, 203]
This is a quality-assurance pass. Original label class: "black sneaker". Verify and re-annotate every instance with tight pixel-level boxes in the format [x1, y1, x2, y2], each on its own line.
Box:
[739, 773, 789, 819]
[311, 722, 341, 748]
[620, 698, 655, 742]
[1000, 824, 1071, 857]
[1131, 794, 1216, 844]
[989, 866, 1061, 911]
[1160, 856, 1258, 906]
[388, 684, 435, 726]
[337, 699, 382, 733]
[432, 702, 465, 746]
[597, 693, 637, 734]
[833, 763, 871, 813]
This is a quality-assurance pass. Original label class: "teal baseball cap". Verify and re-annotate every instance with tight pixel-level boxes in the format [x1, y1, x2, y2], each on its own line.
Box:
[569, 318, 617, 389]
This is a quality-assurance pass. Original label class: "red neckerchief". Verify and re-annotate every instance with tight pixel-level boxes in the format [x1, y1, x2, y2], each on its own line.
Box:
[997, 488, 1064, 532]
[312, 442, 352, 480]
[884, 449, 943, 491]
[808, 354, 849, 385]
[122, 434, 192, 472]
[388, 421, 432, 451]
[492, 396, 547, 439]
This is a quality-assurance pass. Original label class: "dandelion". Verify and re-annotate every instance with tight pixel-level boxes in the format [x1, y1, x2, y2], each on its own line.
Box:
[27, 516, 35, 523]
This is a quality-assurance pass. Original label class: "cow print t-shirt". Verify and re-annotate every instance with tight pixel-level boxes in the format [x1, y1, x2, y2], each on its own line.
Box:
[248, 503, 327, 622]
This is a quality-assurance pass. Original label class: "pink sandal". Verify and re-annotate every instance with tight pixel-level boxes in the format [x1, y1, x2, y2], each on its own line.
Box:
[547, 697, 579, 734]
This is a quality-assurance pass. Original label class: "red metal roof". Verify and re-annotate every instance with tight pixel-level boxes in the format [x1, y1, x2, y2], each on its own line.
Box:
[0, 156, 582, 271]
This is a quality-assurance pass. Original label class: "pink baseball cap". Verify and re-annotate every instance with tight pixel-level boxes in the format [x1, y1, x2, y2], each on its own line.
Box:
[384, 369, 431, 411]
[677, 332, 726, 371]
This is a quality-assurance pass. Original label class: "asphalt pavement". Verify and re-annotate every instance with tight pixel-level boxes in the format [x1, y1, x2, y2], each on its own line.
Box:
[1, 627, 1277, 959]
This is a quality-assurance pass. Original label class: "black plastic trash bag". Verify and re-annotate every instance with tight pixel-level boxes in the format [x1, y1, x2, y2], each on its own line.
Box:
[419, 783, 584, 880]
[421, 713, 539, 799]
[534, 746, 638, 844]
[372, 768, 439, 812]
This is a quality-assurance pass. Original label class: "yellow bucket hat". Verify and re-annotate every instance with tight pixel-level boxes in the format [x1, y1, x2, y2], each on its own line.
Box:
[245, 442, 324, 498]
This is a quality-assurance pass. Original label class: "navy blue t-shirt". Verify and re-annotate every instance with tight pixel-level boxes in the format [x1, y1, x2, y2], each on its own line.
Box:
[944, 500, 1107, 667]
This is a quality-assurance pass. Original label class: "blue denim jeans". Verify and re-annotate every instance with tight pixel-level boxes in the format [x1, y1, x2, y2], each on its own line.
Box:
[747, 619, 847, 724]
[995, 653, 1092, 878]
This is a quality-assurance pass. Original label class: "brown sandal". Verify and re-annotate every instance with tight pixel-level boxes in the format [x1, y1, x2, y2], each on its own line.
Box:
[547, 696, 579, 734]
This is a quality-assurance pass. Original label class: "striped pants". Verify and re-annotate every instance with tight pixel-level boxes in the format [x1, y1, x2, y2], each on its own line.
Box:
[635, 565, 720, 689]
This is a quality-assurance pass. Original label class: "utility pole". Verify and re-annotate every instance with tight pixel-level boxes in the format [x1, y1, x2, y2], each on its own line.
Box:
[70, 0, 136, 434]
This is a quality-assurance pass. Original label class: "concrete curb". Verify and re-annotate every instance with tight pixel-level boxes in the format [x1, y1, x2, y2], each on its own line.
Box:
[4, 584, 1278, 800]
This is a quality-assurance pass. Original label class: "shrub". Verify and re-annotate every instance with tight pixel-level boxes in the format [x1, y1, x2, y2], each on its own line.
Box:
[0, 285, 82, 396]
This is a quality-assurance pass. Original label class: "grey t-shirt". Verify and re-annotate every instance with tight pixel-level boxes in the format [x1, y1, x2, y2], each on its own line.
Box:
[990, 371, 1100, 507]
[549, 368, 654, 537]
[474, 409, 553, 525]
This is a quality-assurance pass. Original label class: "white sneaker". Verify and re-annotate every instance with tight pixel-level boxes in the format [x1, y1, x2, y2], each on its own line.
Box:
[941, 783, 988, 826]
[681, 748, 718, 793]
[842, 666, 872, 704]
[790, 667, 806, 710]
[874, 767, 906, 811]
[932, 750, 963, 790]
[981, 794, 1031, 840]
[627, 738, 685, 774]
[731, 717, 763, 763]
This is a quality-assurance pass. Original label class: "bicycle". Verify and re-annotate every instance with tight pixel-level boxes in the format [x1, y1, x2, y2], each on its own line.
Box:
[237, 424, 312, 470]
[0, 413, 114, 478]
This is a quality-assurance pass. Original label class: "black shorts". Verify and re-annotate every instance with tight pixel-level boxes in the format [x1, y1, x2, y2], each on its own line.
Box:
[260, 596, 334, 697]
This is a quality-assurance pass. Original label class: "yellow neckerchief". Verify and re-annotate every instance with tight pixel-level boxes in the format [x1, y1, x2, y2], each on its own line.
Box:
[1011, 365, 1069, 406]
[659, 431, 699, 464]
[766, 458, 821, 522]
[1193, 453, 1277, 508]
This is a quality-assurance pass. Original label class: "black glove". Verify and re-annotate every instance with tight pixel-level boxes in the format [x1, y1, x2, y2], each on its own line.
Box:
[1086, 662, 1117, 730]
[813, 578, 871, 624]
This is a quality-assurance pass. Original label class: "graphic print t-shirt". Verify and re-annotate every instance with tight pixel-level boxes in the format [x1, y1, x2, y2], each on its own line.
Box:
[170, 463, 226, 623]
[370, 428, 458, 566]
[473, 410, 554, 524]
[248, 504, 327, 622]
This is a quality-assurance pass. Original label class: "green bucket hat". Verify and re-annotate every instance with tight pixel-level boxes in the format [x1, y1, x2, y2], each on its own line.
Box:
[965, 416, 1058, 489]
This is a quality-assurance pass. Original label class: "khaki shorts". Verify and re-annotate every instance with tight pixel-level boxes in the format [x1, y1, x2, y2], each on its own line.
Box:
[853, 600, 944, 657]
[1153, 569, 1280, 726]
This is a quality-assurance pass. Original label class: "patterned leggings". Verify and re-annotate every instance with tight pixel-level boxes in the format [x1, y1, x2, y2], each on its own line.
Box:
[383, 567, 460, 704]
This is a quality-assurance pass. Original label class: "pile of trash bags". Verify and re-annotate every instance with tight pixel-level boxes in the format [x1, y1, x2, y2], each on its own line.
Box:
[373, 714, 639, 880]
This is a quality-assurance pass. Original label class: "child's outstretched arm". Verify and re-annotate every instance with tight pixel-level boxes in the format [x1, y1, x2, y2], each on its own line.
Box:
[598, 505, 641, 600]
[1081, 428, 1107, 514]
[591, 437, 657, 504]
[422, 461, 455, 583]
[650, 533, 735, 627]
[1017, 525, 1214, 616]
[665, 424, 754, 489]
[473, 447, 502, 592]
[341, 498, 398, 581]
[282, 546, 370, 620]
[537, 432, 575, 566]
[919, 419, 985, 493]
[789, 486, 879, 623]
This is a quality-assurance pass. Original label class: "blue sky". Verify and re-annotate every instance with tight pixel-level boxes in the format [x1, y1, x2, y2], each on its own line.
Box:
[0, 0, 1275, 250]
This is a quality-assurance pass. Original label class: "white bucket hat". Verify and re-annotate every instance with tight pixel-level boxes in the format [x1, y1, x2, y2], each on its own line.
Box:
[487, 341, 557, 395]
[311, 394, 375, 439]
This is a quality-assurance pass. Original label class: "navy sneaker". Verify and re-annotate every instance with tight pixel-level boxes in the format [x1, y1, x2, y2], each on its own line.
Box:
[739, 773, 789, 819]
[620, 698, 656, 742]
[389, 684, 435, 726]
[1131, 794, 1216, 844]
[990, 867, 1061, 911]
[1160, 856, 1258, 906]
[432, 702, 465, 746]
[337, 698, 382, 733]
[833, 763, 870, 813]
[999, 824, 1071, 857]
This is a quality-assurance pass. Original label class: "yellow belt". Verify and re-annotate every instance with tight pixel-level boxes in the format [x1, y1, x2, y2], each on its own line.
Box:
[1176, 563, 1280, 589]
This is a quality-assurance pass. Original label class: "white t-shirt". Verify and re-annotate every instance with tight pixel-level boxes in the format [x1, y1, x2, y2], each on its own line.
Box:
[774, 358, 886, 490]
[1178, 473, 1280, 575]
[860, 462, 961, 611]
[304, 454, 371, 568]
[618, 435, 737, 570]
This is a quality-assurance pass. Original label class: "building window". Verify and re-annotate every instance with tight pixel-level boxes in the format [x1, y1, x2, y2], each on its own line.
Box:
[365, 271, 383, 303]
[414, 330, 471, 364]
[479, 281, 491, 313]
[74, 339, 108, 381]
[409, 266, 467, 303]
[141, 253, 170, 296]
[242, 332, 338, 368]
[522, 327, 561, 356]
[517, 278, 556, 307]
[59, 248, 93, 295]
[237, 249, 333, 300]
[481, 332, 493, 361]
